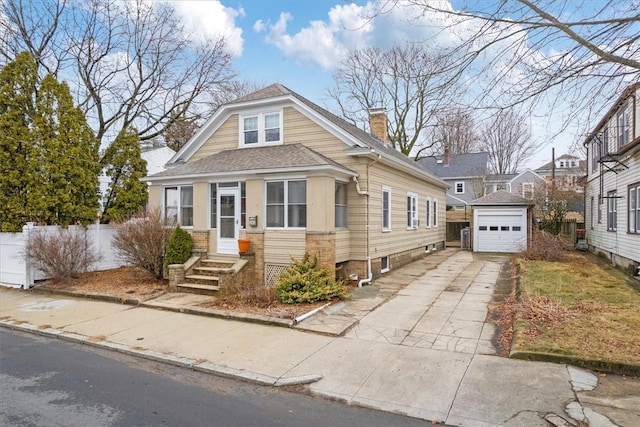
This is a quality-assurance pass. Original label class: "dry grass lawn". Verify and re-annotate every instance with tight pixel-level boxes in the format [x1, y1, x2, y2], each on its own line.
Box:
[514, 253, 640, 370]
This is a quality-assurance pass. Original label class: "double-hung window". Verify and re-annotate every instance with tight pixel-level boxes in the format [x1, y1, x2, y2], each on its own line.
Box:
[432, 199, 438, 227]
[266, 180, 306, 228]
[425, 198, 431, 227]
[407, 192, 418, 229]
[241, 111, 282, 146]
[591, 139, 599, 173]
[382, 186, 391, 231]
[607, 191, 617, 231]
[629, 184, 640, 234]
[164, 186, 193, 227]
[335, 182, 348, 228]
[617, 107, 630, 149]
[455, 182, 464, 194]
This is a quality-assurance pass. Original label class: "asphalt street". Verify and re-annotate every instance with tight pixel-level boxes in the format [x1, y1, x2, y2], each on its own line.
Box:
[0, 328, 432, 427]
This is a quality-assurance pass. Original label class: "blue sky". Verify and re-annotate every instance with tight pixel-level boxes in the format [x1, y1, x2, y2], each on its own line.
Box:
[153, 0, 636, 169]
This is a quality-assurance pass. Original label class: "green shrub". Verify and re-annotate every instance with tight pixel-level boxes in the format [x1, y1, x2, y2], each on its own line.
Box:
[164, 226, 193, 270]
[275, 253, 348, 304]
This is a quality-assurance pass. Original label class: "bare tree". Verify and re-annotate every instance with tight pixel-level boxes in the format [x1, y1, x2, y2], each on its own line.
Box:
[431, 109, 479, 155]
[326, 44, 451, 158]
[1, 0, 237, 149]
[480, 109, 535, 174]
[401, 0, 640, 134]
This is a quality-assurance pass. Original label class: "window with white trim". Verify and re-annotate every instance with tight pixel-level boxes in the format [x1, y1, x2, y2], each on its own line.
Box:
[432, 199, 438, 227]
[335, 181, 347, 228]
[381, 255, 389, 273]
[240, 111, 282, 146]
[455, 181, 464, 194]
[382, 186, 391, 231]
[591, 139, 599, 173]
[407, 192, 418, 229]
[607, 191, 617, 231]
[266, 180, 306, 228]
[425, 198, 431, 228]
[164, 186, 193, 227]
[617, 106, 630, 149]
[629, 183, 640, 234]
[602, 127, 609, 156]
[522, 182, 534, 199]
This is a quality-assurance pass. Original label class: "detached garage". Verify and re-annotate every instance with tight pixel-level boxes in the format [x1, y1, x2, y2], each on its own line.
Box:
[470, 191, 534, 253]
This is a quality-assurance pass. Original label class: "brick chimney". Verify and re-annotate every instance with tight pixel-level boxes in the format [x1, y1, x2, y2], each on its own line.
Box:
[443, 139, 450, 166]
[369, 108, 388, 144]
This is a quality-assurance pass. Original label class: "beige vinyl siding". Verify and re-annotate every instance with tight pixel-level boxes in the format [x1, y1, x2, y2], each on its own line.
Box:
[190, 115, 240, 162]
[368, 162, 446, 259]
[264, 230, 307, 263]
[335, 230, 351, 262]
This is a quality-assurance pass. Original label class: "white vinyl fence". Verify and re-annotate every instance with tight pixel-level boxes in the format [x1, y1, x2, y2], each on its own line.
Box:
[0, 222, 122, 289]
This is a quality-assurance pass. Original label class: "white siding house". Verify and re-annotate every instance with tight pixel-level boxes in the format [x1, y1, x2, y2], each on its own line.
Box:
[584, 82, 640, 274]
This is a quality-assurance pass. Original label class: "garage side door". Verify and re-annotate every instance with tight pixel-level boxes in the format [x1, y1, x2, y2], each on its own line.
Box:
[474, 208, 527, 253]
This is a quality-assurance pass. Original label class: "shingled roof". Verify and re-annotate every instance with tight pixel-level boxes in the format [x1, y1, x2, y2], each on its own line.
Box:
[416, 152, 489, 178]
[470, 190, 533, 206]
[226, 84, 446, 187]
[146, 144, 355, 179]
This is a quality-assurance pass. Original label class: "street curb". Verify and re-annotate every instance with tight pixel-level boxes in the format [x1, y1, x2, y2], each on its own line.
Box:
[30, 287, 295, 329]
[0, 320, 322, 387]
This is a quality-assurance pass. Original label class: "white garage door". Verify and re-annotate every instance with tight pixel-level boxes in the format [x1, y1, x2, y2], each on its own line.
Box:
[474, 208, 527, 253]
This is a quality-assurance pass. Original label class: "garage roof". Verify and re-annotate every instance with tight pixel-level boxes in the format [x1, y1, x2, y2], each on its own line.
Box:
[470, 190, 534, 206]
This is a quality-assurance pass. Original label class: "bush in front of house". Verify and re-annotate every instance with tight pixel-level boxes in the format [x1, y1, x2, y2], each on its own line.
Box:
[164, 226, 193, 270]
[111, 207, 174, 279]
[24, 227, 100, 280]
[275, 253, 348, 304]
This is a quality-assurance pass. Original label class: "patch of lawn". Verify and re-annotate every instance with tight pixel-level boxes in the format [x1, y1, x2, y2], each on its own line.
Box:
[513, 253, 640, 373]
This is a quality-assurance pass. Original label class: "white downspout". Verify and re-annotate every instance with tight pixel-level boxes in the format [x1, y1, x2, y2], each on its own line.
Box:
[353, 151, 381, 287]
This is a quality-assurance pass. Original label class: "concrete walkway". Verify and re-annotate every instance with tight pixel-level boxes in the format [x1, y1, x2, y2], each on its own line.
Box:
[2, 250, 639, 426]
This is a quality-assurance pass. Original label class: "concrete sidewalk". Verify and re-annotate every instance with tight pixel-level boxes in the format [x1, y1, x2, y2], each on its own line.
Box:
[2, 250, 639, 426]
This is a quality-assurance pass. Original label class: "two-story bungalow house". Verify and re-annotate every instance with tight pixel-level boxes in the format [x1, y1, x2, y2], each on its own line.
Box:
[584, 82, 640, 274]
[144, 84, 448, 290]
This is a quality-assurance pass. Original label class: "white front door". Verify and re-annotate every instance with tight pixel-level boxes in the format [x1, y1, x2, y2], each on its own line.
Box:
[217, 188, 240, 254]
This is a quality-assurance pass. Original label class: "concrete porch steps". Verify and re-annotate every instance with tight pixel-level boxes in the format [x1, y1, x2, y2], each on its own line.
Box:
[176, 282, 220, 295]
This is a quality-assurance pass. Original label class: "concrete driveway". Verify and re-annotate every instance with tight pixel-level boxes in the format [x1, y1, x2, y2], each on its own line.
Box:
[345, 251, 505, 354]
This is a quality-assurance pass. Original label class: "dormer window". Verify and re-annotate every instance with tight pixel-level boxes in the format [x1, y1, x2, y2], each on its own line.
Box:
[240, 111, 282, 146]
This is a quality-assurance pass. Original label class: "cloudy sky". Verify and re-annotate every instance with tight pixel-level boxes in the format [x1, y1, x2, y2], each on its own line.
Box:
[161, 0, 629, 169]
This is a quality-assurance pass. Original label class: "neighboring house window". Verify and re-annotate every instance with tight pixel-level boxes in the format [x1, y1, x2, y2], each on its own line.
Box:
[432, 199, 438, 227]
[617, 106, 630, 149]
[335, 181, 348, 228]
[496, 183, 507, 191]
[559, 161, 565, 168]
[590, 196, 594, 230]
[607, 191, 617, 231]
[591, 139, 599, 173]
[425, 198, 431, 228]
[164, 186, 193, 227]
[598, 194, 602, 223]
[630, 183, 640, 234]
[407, 192, 418, 229]
[455, 181, 464, 194]
[602, 127, 609, 156]
[522, 183, 534, 199]
[266, 180, 306, 228]
[240, 111, 282, 146]
[382, 186, 391, 231]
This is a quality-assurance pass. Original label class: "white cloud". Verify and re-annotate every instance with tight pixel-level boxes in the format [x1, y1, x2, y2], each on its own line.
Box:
[169, 1, 245, 56]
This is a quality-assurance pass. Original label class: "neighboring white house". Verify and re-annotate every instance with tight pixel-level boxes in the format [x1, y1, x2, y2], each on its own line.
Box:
[98, 146, 175, 205]
[584, 82, 640, 274]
